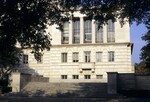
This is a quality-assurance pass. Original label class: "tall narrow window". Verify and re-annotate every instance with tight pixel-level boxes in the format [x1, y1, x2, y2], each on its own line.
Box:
[37, 55, 43, 64]
[107, 20, 115, 42]
[23, 54, 28, 64]
[62, 53, 67, 62]
[73, 19, 80, 43]
[108, 51, 114, 62]
[72, 52, 79, 62]
[96, 21, 103, 43]
[62, 21, 69, 44]
[84, 51, 91, 62]
[84, 19, 92, 43]
[96, 52, 102, 62]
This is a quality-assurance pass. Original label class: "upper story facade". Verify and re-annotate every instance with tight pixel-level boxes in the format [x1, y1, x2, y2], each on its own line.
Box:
[47, 11, 130, 46]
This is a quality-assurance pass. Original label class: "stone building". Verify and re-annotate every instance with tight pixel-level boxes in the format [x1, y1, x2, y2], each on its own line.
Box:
[19, 11, 134, 83]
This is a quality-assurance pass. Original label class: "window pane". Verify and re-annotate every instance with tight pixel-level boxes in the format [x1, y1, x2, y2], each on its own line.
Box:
[37, 55, 43, 64]
[73, 20, 80, 43]
[96, 52, 102, 62]
[73, 52, 79, 62]
[84, 75, 91, 79]
[96, 21, 103, 43]
[84, 19, 92, 43]
[108, 51, 114, 62]
[61, 75, 67, 79]
[62, 21, 69, 44]
[84, 52, 90, 62]
[107, 20, 115, 42]
[23, 55, 28, 64]
[62, 53, 67, 62]
[72, 75, 79, 79]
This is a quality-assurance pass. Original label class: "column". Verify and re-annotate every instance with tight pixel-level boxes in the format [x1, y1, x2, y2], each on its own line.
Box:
[80, 17, 84, 44]
[92, 19, 96, 43]
[69, 20, 73, 44]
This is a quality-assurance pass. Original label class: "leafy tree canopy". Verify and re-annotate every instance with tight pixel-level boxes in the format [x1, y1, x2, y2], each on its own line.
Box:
[63, 0, 150, 25]
[140, 21, 150, 69]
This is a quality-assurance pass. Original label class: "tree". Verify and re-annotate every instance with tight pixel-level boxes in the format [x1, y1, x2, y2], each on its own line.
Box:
[63, 0, 150, 25]
[135, 61, 149, 75]
[0, 0, 63, 79]
[140, 21, 150, 71]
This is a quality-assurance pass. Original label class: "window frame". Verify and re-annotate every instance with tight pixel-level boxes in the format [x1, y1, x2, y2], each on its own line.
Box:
[61, 53, 67, 63]
[96, 21, 103, 43]
[61, 75, 67, 79]
[73, 18, 80, 44]
[96, 52, 102, 62]
[23, 54, 28, 64]
[62, 21, 69, 44]
[84, 75, 91, 79]
[107, 19, 115, 42]
[108, 51, 115, 62]
[84, 19, 92, 43]
[72, 52, 79, 62]
[72, 75, 79, 79]
[84, 51, 91, 62]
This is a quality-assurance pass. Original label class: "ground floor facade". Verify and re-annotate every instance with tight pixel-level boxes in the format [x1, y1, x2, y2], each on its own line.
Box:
[18, 43, 134, 83]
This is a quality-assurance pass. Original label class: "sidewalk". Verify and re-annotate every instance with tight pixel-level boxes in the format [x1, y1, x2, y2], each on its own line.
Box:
[0, 96, 150, 102]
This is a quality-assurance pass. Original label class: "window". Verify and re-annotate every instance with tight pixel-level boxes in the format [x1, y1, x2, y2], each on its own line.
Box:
[62, 21, 69, 44]
[84, 51, 91, 62]
[107, 19, 115, 42]
[84, 75, 91, 79]
[73, 19, 80, 43]
[23, 54, 28, 64]
[96, 75, 103, 79]
[84, 19, 92, 43]
[108, 51, 115, 62]
[96, 21, 103, 43]
[72, 52, 79, 62]
[61, 75, 67, 79]
[72, 75, 79, 79]
[37, 55, 43, 64]
[62, 53, 67, 62]
[96, 52, 102, 62]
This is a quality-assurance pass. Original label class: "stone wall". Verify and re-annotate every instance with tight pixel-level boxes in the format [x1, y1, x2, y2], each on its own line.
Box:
[11, 72, 49, 92]
[136, 75, 150, 90]
[107, 72, 150, 94]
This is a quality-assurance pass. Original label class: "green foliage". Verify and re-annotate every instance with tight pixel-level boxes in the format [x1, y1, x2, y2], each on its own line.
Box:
[63, 0, 150, 25]
[0, 0, 62, 78]
[135, 61, 150, 75]
[140, 22, 150, 69]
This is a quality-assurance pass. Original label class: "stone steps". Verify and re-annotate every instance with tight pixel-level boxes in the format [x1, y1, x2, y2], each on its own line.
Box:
[21, 82, 107, 97]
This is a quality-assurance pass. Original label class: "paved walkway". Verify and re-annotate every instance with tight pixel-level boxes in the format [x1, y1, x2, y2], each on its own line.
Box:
[0, 97, 150, 102]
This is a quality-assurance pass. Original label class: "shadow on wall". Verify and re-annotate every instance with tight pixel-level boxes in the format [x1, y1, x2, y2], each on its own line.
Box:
[12, 64, 49, 91]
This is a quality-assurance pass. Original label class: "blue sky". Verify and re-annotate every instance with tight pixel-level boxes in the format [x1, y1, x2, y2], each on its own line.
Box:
[130, 23, 148, 64]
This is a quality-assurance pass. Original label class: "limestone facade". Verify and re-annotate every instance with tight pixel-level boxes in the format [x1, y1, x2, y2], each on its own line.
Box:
[19, 11, 134, 83]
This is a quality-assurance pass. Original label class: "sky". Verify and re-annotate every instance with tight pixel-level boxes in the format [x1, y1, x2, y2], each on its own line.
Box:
[130, 23, 148, 64]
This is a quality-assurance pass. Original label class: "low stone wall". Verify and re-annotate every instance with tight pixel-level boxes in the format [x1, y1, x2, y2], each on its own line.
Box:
[107, 72, 150, 94]
[11, 72, 49, 92]
[136, 75, 150, 90]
